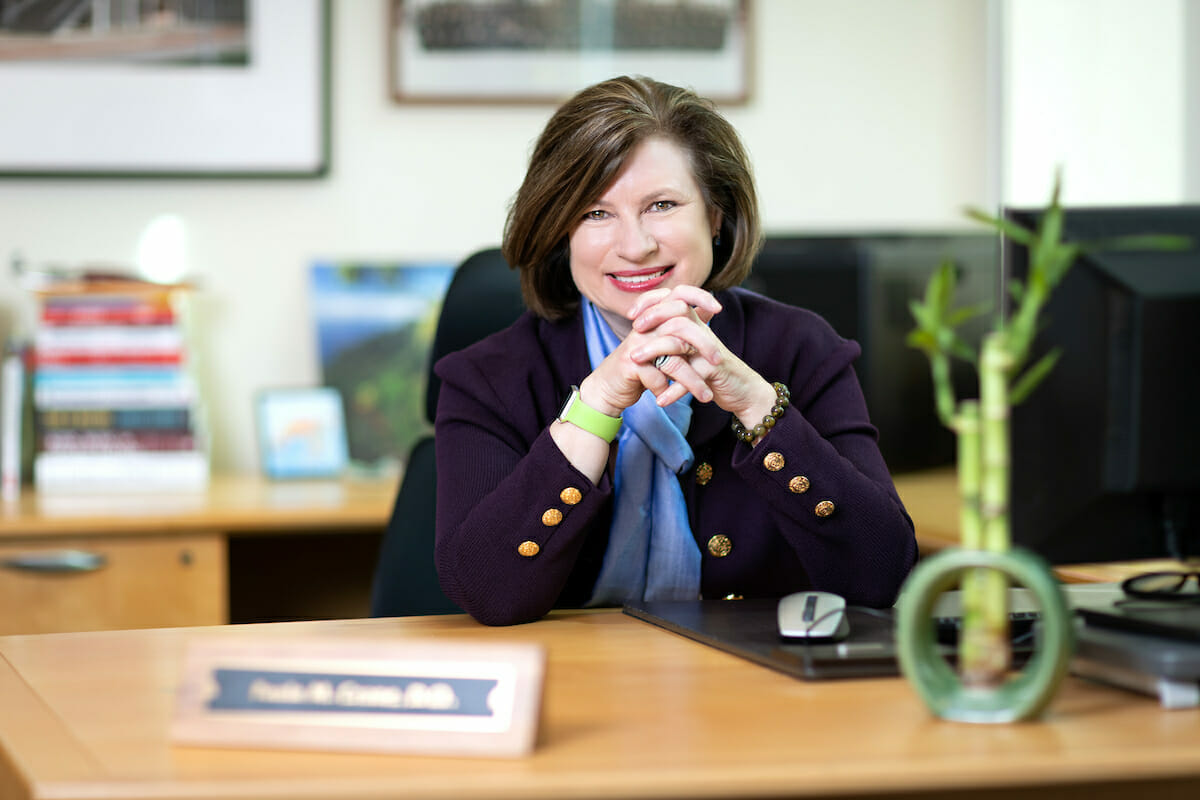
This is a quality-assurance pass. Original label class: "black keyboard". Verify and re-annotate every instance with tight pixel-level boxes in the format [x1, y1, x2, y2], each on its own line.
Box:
[934, 610, 1041, 645]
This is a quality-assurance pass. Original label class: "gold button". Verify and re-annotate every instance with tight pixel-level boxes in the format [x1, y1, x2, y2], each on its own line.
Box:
[542, 508, 563, 526]
[789, 475, 811, 494]
[815, 500, 835, 518]
[695, 462, 713, 486]
[517, 541, 540, 558]
[707, 534, 733, 557]
[560, 487, 582, 505]
[763, 452, 785, 471]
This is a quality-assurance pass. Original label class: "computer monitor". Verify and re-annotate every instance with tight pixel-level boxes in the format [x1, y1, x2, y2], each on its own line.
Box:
[745, 233, 996, 472]
[1006, 205, 1200, 564]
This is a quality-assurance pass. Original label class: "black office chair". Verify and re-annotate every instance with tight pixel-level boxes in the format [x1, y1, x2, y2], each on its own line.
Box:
[369, 248, 526, 617]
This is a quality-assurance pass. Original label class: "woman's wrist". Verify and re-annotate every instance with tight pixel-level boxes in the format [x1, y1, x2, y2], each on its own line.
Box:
[732, 378, 782, 431]
[577, 376, 625, 418]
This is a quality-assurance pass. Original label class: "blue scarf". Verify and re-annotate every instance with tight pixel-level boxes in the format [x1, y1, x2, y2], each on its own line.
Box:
[581, 299, 701, 606]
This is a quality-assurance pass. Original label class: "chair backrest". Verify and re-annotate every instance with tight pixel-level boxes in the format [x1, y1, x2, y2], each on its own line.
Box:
[370, 247, 525, 617]
[423, 247, 527, 424]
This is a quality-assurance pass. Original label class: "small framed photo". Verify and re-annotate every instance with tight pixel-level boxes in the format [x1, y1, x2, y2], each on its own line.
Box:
[256, 387, 349, 479]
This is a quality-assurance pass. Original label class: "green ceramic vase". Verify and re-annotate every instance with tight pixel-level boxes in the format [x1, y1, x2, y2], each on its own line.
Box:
[894, 547, 1074, 723]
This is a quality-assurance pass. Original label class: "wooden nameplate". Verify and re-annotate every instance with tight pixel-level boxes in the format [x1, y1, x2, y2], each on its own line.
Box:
[171, 637, 545, 758]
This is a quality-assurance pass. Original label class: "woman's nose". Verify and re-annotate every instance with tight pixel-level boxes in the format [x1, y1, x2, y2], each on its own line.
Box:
[614, 216, 657, 260]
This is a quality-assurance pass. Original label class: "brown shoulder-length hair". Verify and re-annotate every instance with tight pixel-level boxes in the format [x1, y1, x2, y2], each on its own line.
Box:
[502, 75, 762, 320]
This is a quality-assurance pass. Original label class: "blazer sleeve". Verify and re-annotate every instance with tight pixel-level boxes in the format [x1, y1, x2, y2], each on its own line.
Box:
[729, 299, 918, 607]
[432, 338, 613, 626]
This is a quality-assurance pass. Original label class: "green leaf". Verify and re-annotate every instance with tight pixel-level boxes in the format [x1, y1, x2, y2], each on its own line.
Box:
[1082, 234, 1194, 253]
[947, 302, 990, 328]
[965, 207, 1034, 246]
[1008, 278, 1026, 305]
[908, 299, 936, 332]
[906, 329, 937, 352]
[1043, 243, 1080, 288]
[1032, 205, 1064, 279]
[927, 260, 958, 313]
[948, 335, 978, 364]
[1010, 349, 1062, 405]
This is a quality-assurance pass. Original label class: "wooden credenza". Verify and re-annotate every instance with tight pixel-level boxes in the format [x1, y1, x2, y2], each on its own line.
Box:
[0, 475, 397, 635]
[0, 469, 1178, 636]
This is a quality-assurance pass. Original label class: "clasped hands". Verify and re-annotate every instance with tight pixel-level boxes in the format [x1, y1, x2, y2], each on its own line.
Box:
[579, 286, 778, 429]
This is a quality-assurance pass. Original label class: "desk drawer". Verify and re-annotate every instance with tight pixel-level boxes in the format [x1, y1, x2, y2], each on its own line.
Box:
[0, 534, 226, 634]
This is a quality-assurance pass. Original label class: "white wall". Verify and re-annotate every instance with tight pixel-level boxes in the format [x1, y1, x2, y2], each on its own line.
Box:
[1002, 0, 1190, 206]
[0, 0, 991, 473]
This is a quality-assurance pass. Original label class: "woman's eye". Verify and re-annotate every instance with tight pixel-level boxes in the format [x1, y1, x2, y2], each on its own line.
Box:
[583, 209, 608, 220]
[650, 200, 676, 212]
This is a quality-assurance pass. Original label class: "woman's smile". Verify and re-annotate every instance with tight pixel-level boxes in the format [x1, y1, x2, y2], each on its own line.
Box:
[608, 266, 674, 291]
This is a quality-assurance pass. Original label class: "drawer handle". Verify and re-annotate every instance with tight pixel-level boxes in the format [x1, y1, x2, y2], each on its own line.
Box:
[2, 549, 108, 573]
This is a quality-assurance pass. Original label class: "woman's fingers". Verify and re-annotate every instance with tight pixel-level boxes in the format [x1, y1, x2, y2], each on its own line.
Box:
[630, 316, 721, 367]
[629, 286, 722, 331]
[641, 357, 713, 405]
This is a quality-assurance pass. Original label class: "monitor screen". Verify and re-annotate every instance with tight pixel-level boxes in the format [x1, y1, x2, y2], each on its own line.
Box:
[746, 233, 996, 472]
[1006, 205, 1200, 564]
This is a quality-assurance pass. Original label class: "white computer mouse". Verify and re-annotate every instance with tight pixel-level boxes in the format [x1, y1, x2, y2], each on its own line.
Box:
[778, 590, 851, 641]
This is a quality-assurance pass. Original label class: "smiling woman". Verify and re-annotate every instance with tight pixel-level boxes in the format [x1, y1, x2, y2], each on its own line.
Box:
[414, 75, 918, 626]
[567, 137, 722, 339]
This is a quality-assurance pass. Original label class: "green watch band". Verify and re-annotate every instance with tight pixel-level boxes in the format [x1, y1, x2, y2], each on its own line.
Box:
[558, 385, 622, 442]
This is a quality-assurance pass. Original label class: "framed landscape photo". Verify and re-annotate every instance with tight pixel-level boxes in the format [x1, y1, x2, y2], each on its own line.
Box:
[309, 260, 456, 472]
[389, 0, 751, 104]
[0, 0, 329, 178]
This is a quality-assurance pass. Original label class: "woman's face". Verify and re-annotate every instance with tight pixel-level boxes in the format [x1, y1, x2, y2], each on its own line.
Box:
[568, 136, 721, 337]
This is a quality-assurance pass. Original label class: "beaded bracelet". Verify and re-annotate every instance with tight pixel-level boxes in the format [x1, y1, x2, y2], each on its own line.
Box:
[731, 382, 790, 443]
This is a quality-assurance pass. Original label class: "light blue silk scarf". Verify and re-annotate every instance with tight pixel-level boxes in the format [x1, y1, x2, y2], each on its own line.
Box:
[581, 299, 702, 606]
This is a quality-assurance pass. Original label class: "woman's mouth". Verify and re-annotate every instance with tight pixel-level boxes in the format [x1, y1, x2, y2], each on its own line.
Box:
[608, 267, 672, 292]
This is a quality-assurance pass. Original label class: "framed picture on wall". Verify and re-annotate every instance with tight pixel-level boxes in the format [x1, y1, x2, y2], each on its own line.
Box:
[309, 260, 456, 472]
[389, 0, 752, 104]
[0, 0, 330, 178]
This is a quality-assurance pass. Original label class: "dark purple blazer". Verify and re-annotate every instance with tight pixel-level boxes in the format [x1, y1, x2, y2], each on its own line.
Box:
[434, 287, 917, 625]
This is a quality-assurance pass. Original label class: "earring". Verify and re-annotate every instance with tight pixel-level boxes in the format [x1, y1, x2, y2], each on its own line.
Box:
[713, 233, 722, 247]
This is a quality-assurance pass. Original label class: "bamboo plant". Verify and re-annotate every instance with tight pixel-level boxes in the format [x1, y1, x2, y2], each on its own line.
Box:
[907, 173, 1189, 687]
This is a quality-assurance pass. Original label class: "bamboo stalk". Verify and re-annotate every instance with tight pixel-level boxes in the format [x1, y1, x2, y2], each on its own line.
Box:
[962, 333, 1014, 685]
[955, 401, 991, 679]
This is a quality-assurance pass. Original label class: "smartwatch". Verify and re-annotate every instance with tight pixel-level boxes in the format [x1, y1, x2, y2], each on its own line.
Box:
[557, 385, 622, 442]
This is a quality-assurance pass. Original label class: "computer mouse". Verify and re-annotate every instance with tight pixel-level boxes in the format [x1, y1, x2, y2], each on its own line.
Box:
[778, 590, 851, 641]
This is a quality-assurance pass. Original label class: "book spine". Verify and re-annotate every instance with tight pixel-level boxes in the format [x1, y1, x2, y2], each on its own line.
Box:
[33, 351, 184, 367]
[38, 430, 197, 453]
[1, 347, 24, 501]
[34, 325, 184, 354]
[36, 408, 192, 431]
[41, 307, 175, 326]
[40, 289, 176, 327]
[33, 381, 195, 408]
[33, 450, 209, 492]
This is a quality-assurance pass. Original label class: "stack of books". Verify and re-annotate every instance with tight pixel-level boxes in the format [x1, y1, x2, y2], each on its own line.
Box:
[31, 279, 208, 492]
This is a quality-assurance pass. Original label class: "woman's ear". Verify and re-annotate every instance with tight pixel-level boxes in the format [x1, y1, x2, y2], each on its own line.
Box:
[710, 207, 724, 238]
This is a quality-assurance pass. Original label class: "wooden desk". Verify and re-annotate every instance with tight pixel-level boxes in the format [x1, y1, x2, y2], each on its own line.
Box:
[1, 611, 1198, 800]
[0, 475, 396, 635]
[893, 468, 1190, 584]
